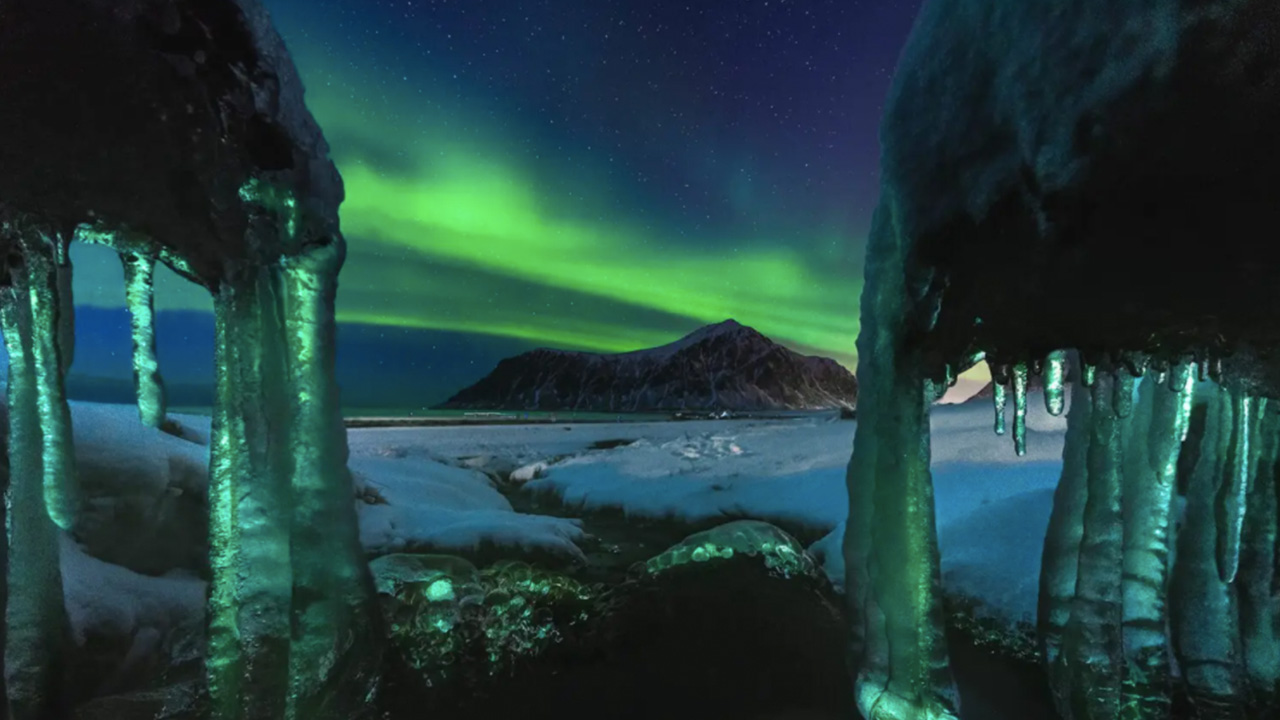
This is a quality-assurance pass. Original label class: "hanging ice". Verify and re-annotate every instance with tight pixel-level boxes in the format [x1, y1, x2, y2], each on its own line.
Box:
[844, 202, 958, 720]
[1216, 392, 1253, 584]
[993, 380, 1007, 435]
[121, 252, 166, 428]
[0, 269, 68, 720]
[1170, 385, 1246, 719]
[206, 269, 295, 720]
[280, 240, 380, 717]
[1013, 361, 1028, 456]
[1237, 400, 1279, 704]
[23, 244, 78, 530]
[1038, 370, 1091, 712]
[1044, 350, 1067, 416]
[1039, 365, 1195, 720]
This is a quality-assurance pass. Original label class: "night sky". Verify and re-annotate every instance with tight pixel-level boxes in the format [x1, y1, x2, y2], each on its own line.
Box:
[66, 0, 928, 408]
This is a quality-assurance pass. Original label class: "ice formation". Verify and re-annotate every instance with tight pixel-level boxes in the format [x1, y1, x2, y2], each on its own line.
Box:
[0, 1, 377, 718]
[846, 0, 1280, 718]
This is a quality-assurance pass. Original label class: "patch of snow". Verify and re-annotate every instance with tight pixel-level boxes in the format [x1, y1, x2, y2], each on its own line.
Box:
[510, 461, 550, 483]
[60, 535, 205, 646]
[350, 454, 586, 562]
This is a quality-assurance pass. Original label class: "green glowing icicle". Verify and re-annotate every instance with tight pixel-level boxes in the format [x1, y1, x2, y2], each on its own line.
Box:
[1060, 372, 1125, 719]
[0, 277, 68, 720]
[24, 247, 78, 529]
[121, 253, 167, 428]
[206, 272, 294, 720]
[1044, 350, 1067, 416]
[280, 240, 380, 718]
[1013, 362, 1028, 456]
[844, 201, 958, 720]
[1082, 360, 1097, 388]
[1237, 400, 1279, 704]
[1113, 371, 1137, 418]
[1170, 386, 1246, 718]
[1117, 368, 1193, 719]
[1038, 374, 1092, 714]
[993, 381, 1007, 435]
[1215, 391, 1254, 584]
[55, 249, 73, 375]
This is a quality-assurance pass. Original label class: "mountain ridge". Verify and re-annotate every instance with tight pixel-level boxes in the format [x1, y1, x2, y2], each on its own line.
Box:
[436, 319, 858, 412]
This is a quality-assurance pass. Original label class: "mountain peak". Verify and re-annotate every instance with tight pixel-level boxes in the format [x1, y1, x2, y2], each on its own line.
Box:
[437, 320, 857, 412]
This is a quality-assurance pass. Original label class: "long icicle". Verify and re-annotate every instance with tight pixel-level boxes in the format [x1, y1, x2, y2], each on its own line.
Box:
[280, 240, 380, 718]
[993, 380, 1007, 435]
[23, 244, 78, 530]
[121, 253, 166, 427]
[1216, 391, 1254, 584]
[1170, 385, 1245, 719]
[1044, 350, 1067, 416]
[206, 271, 294, 720]
[1237, 399, 1279, 705]
[0, 273, 68, 720]
[1118, 364, 1193, 718]
[1062, 370, 1126, 719]
[54, 239, 73, 375]
[1039, 373, 1092, 717]
[844, 200, 957, 720]
[1013, 361, 1028, 456]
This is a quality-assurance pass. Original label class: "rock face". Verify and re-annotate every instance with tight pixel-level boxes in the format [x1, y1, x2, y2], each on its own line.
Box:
[438, 319, 858, 412]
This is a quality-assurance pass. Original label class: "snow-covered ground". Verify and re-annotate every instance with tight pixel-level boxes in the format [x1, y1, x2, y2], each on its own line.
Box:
[352, 391, 1069, 623]
[56, 390, 1069, 656]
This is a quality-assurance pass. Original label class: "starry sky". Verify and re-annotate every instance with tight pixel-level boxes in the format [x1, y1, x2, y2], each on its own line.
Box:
[66, 0, 928, 408]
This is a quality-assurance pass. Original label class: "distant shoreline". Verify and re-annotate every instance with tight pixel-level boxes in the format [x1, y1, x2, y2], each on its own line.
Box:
[165, 405, 850, 428]
[344, 409, 847, 428]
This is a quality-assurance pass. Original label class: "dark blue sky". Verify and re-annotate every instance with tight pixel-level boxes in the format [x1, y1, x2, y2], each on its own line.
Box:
[65, 0, 927, 408]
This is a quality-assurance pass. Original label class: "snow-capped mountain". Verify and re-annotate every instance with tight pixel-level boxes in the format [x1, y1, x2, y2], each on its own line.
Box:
[436, 319, 858, 412]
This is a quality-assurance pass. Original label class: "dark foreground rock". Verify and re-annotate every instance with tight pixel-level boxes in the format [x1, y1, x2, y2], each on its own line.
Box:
[375, 521, 851, 720]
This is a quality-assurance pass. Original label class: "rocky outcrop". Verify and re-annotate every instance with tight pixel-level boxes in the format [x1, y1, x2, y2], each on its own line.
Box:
[438, 319, 857, 412]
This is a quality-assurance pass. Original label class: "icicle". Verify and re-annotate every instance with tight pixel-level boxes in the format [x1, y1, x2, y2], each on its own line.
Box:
[1172, 362, 1196, 442]
[1043, 350, 1067, 416]
[1013, 362, 1028, 456]
[1113, 371, 1137, 418]
[844, 201, 958, 720]
[1215, 391, 1253, 584]
[1030, 357, 1044, 377]
[1061, 372, 1125, 718]
[1237, 401, 1279, 703]
[121, 253, 166, 427]
[205, 271, 294, 720]
[1082, 359, 1097, 387]
[1170, 386, 1246, 718]
[280, 241, 380, 717]
[993, 381, 1007, 436]
[55, 246, 74, 375]
[1118, 371, 1192, 718]
[1038, 375, 1092, 715]
[0, 276, 68, 720]
[24, 248, 78, 529]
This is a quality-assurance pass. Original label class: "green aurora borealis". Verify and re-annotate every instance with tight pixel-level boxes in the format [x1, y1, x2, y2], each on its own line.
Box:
[66, 1, 949, 402]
